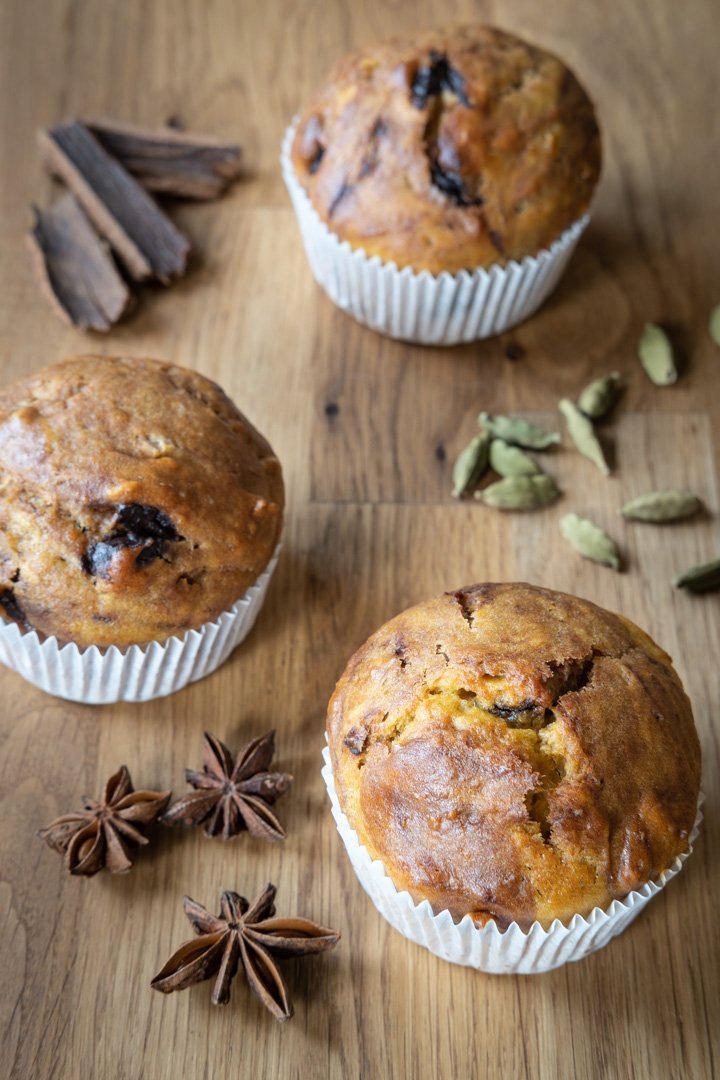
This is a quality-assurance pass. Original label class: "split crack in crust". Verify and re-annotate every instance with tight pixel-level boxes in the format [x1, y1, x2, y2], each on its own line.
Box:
[411, 51, 487, 212]
[344, 613, 604, 849]
[454, 588, 474, 629]
[326, 51, 489, 225]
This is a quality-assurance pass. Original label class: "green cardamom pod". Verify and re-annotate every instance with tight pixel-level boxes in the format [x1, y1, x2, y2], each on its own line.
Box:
[673, 557, 720, 592]
[622, 489, 702, 523]
[560, 513, 621, 570]
[577, 371, 622, 420]
[452, 432, 490, 498]
[489, 438, 540, 477]
[479, 473, 559, 510]
[478, 412, 560, 450]
[638, 323, 678, 386]
[559, 399, 610, 476]
[709, 304, 720, 347]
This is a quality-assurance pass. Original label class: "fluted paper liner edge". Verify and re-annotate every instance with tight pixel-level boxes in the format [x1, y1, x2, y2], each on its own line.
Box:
[0, 543, 281, 704]
[322, 745, 702, 973]
[281, 120, 589, 345]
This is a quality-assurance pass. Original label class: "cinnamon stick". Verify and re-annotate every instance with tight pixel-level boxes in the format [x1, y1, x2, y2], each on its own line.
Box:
[38, 122, 190, 283]
[26, 193, 133, 331]
[87, 118, 242, 199]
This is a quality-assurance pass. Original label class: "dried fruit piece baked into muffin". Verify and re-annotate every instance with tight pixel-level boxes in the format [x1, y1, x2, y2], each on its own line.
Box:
[327, 583, 700, 930]
[292, 25, 601, 274]
[0, 356, 283, 647]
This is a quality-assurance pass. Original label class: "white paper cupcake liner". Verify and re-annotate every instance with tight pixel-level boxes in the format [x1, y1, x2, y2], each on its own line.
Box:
[282, 120, 589, 345]
[0, 544, 281, 705]
[322, 746, 702, 974]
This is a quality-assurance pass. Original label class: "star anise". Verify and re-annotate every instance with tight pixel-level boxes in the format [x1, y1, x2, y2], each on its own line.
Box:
[38, 765, 171, 876]
[151, 883, 340, 1021]
[162, 731, 292, 841]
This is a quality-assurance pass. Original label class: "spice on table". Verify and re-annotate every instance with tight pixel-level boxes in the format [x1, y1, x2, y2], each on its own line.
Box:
[451, 432, 489, 497]
[621, 489, 702, 523]
[488, 438, 540, 477]
[151, 883, 340, 1020]
[29, 117, 244, 330]
[479, 411, 560, 450]
[38, 121, 191, 282]
[560, 513, 621, 570]
[478, 473, 559, 510]
[638, 323, 678, 386]
[709, 304, 720, 347]
[672, 556, 720, 592]
[577, 371, 622, 420]
[38, 765, 170, 876]
[88, 118, 242, 199]
[162, 731, 292, 841]
[26, 193, 133, 332]
[559, 398, 611, 476]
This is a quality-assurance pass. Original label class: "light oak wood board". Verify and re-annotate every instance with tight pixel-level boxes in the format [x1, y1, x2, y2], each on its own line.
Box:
[0, 1, 718, 1078]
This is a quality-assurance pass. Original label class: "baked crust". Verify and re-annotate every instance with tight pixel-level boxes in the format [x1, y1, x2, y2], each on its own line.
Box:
[0, 356, 283, 647]
[327, 583, 700, 929]
[292, 25, 601, 274]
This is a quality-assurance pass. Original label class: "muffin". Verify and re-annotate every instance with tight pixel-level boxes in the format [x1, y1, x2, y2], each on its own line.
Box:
[283, 25, 600, 343]
[0, 356, 283, 701]
[325, 583, 700, 966]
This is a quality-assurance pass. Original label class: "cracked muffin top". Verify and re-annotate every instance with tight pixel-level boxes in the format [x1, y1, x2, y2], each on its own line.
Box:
[327, 583, 700, 930]
[291, 25, 601, 274]
[0, 356, 283, 648]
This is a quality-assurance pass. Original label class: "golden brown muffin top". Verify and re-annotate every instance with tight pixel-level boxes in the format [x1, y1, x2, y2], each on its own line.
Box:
[291, 25, 600, 274]
[0, 356, 283, 648]
[327, 583, 700, 930]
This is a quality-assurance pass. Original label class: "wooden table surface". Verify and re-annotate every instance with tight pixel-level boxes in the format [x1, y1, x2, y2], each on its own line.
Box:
[1, 1, 719, 1077]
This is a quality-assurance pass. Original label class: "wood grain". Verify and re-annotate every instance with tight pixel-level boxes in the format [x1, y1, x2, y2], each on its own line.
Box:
[1, 1, 719, 1078]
